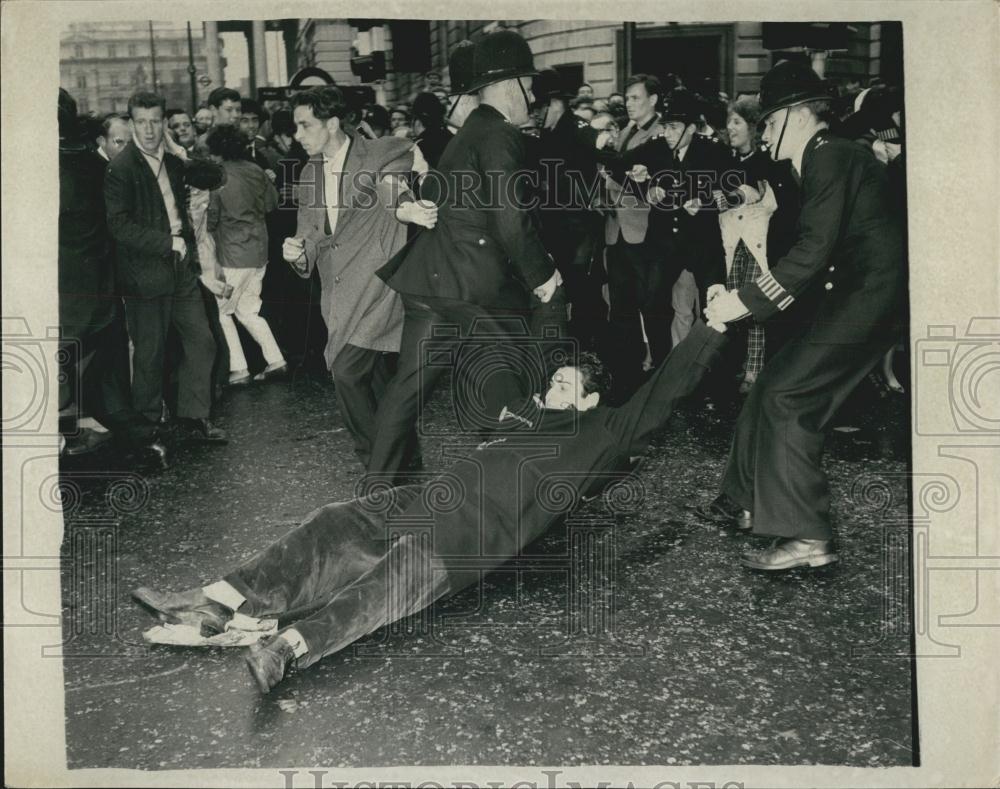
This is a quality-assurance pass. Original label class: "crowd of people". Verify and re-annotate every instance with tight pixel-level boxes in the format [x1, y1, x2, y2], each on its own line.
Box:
[57, 29, 907, 692]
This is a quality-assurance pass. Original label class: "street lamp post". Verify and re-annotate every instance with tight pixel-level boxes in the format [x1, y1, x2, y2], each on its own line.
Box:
[187, 21, 198, 114]
[148, 21, 158, 89]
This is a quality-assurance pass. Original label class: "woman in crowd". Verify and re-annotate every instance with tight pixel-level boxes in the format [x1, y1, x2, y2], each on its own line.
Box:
[206, 125, 287, 385]
[714, 95, 799, 393]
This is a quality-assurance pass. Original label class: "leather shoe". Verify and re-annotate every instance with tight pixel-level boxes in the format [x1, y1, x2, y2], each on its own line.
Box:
[253, 361, 288, 382]
[741, 538, 839, 571]
[694, 494, 752, 531]
[63, 428, 113, 456]
[245, 634, 296, 694]
[185, 417, 228, 443]
[131, 586, 232, 637]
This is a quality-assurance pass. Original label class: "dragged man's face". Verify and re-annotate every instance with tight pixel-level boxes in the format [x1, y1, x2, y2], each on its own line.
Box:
[543, 367, 599, 412]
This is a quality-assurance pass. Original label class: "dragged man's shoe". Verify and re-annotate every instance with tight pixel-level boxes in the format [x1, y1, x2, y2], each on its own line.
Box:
[183, 417, 228, 443]
[63, 428, 113, 457]
[741, 538, 839, 571]
[245, 634, 296, 694]
[253, 361, 288, 382]
[131, 586, 232, 637]
[694, 494, 752, 530]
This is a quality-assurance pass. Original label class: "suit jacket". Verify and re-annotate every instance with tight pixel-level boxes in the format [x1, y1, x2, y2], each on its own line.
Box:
[603, 114, 664, 245]
[59, 142, 116, 337]
[738, 130, 905, 344]
[377, 104, 555, 310]
[294, 134, 414, 368]
[104, 141, 196, 299]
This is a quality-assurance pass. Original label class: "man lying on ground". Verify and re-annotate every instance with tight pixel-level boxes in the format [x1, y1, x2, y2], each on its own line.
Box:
[133, 321, 728, 693]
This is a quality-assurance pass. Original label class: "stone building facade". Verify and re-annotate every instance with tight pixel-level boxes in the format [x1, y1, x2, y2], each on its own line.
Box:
[292, 19, 903, 106]
[60, 22, 217, 116]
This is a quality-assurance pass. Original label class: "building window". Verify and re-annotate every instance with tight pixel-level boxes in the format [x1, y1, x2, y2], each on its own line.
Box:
[108, 44, 117, 58]
[76, 73, 86, 89]
[74, 44, 83, 58]
[171, 42, 180, 56]
[128, 44, 137, 56]
[111, 73, 119, 87]
[77, 98, 88, 114]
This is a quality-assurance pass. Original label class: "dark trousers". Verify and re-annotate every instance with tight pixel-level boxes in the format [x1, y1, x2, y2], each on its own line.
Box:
[367, 295, 534, 484]
[606, 238, 682, 398]
[225, 486, 451, 668]
[58, 306, 132, 432]
[720, 337, 890, 540]
[125, 277, 216, 424]
[331, 344, 395, 467]
[544, 219, 607, 351]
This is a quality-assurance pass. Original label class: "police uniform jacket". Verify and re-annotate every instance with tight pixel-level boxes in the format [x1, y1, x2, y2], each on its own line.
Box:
[378, 104, 555, 311]
[601, 132, 731, 290]
[737, 130, 904, 344]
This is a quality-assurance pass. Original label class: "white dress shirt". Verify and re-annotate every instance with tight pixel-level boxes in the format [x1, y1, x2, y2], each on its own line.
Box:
[322, 137, 351, 237]
[134, 135, 183, 237]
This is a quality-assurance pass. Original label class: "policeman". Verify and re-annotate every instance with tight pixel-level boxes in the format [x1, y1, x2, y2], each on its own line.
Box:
[531, 66, 606, 350]
[598, 89, 730, 366]
[369, 29, 560, 484]
[703, 61, 905, 571]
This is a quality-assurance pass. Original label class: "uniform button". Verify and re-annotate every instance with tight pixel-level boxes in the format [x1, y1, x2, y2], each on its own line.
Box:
[334, 276, 341, 284]
[432, 272, 439, 278]
[672, 228, 679, 234]
[828, 265, 835, 272]
[738, 214, 743, 220]
[756, 243, 762, 249]
[824, 282, 833, 290]
[478, 238, 486, 246]
[333, 243, 339, 249]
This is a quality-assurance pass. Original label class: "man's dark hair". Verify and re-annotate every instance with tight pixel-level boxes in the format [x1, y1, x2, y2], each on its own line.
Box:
[58, 88, 80, 138]
[607, 92, 625, 104]
[126, 91, 166, 119]
[570, 96, 594, 110]
[205, 125, 247, 161]
[291, 86, 347, 122]
[270, 108, 295, 138]
[576, 352, 612, 399]
[365, 104, 390, 132]
[207, 86, 240, 108]
[625, 73, 662, 105]
[81, 116, 105, 146]
[240, 98, 264, 117]
[205, 126, 247, 162]
[165, 107, 189, 124]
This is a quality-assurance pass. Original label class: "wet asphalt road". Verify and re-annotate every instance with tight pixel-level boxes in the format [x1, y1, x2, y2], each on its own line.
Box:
[58, 366, 916, 769]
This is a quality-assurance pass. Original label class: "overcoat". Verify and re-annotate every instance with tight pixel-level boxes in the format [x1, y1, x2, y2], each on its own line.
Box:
[59, 142, 116, 338]
[294, 134, 414, 369]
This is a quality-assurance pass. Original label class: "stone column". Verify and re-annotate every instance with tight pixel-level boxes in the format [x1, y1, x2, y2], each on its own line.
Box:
[252, 20, 269, 88]
[203, 21, 223, 89]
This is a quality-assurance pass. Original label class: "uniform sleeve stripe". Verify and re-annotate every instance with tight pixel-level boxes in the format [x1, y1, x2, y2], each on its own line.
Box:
[756, 270, 795, 310]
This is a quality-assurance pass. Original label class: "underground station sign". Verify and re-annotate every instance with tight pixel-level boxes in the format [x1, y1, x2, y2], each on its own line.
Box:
[258, 66, 375, 106]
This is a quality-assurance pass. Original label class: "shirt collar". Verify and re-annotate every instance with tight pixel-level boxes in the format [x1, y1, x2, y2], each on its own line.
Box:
[134, 134, 166, 163]
[322, 136, 350, 168]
